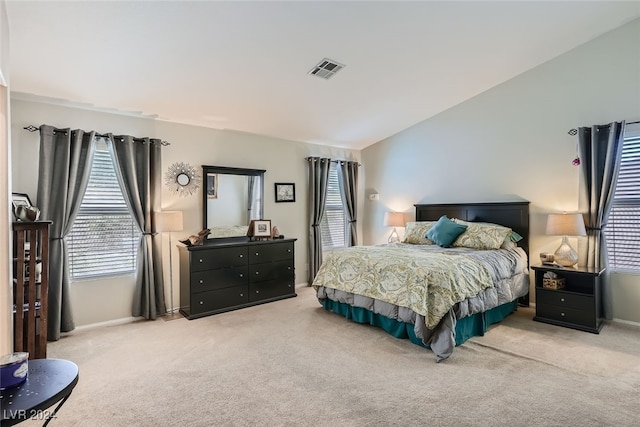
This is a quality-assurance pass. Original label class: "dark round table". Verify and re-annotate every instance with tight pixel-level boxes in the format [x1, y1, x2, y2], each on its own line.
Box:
[1, 358, 79, 426]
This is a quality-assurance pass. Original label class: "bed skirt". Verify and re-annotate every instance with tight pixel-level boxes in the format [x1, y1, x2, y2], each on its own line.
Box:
[320, 298, 519, 349]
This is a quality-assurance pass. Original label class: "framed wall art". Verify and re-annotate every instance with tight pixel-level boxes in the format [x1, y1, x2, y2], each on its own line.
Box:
[275, 183, 295, 203]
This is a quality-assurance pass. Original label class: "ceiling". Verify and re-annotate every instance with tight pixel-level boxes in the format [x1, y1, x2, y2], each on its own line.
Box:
[6, 1, 640, 150]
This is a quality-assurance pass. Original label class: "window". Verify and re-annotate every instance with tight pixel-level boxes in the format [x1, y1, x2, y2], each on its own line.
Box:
[604, 124, 640, 271]
[320, 162, 347, 250]
[67, 138, 141, 279]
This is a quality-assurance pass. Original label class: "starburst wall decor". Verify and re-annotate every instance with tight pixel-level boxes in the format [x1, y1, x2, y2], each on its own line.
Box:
[165, 162, 201, 197]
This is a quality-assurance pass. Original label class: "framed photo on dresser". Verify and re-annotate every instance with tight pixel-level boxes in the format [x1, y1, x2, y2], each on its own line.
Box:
[253, 220, 272, 238]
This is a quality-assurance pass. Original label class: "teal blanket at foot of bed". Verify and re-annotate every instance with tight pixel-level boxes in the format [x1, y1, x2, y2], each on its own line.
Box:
[320, 298, 519, 348]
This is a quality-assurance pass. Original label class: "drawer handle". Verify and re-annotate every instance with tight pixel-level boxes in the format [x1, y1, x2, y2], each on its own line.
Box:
[288, 284, 292, 288]
[561, 312, 565, 317]
[287, 249, 291, 253]
[240, 293, 244, 297]
[239, 254, 244, 258]
[199, 301, 204, 305]
[255, 271, 259, 275]
[560, 298, 565, 302]
[255, 252, 259, 256]
[199, 259, 203, 263]
[256, 290, 260, 294]
[199, 280, 204, 284]
[288, 266, 291, 270]
[239, 273, 244, 278]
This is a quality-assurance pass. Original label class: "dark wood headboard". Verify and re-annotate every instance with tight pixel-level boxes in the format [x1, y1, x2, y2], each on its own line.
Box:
[414, 201, 530, 256]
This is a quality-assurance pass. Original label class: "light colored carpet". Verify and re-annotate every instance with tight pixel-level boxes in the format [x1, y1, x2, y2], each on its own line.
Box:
[24, 286, 640, 426]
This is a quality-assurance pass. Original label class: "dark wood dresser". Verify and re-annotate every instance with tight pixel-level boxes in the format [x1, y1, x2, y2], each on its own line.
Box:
[178, 238, 297, 319]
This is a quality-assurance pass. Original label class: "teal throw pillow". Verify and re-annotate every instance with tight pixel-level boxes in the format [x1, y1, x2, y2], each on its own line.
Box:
[426, 215, 468, 248]
[510, 230, 524, 242]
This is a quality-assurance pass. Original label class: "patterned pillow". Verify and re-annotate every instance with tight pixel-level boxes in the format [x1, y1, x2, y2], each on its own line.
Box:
[402, 221, 436, 245]
[452, 219, 512, 250]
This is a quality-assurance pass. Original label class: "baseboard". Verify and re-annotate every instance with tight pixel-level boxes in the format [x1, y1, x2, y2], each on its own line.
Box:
[612, 318, 640, 328]
[73, 316, 141, 333]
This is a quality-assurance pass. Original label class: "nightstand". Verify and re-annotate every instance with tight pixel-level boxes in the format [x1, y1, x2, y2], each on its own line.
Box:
[531, 264, 605, 333]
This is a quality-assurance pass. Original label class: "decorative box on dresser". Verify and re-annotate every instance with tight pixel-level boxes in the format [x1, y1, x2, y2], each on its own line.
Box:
[532, 264, 605, 333]
[178, 238, 297, 319]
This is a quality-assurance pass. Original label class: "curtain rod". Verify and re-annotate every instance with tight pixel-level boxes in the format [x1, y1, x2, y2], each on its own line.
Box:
[567, 120, 640, 135]
[23, 125, 170, 146]
[305, 157, 361, 166]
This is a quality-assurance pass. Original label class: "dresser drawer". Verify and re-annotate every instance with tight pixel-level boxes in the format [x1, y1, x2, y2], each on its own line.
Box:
[191, 286, 249, 315]
[249, 279, 295, 302]
[191, 246, 248, 272]
[249, 259, 294, 283]
[536, 304, 596, 329]
[536, 289, 593, 311]
[248, 241, 294, 264]
[191, 266, 248, 293]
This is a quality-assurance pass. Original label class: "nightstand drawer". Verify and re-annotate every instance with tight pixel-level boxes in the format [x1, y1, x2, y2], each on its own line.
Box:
[536, 289, 593, 311]
[536, 304, 596, 328]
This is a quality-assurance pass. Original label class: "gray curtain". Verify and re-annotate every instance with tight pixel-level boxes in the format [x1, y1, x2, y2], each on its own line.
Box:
[577, 121, 625, 320]
[109, 134, 166, 319]
[337, 160, 359, 247]
[36, 125, 96, 340]
[307, 157, 331, 284]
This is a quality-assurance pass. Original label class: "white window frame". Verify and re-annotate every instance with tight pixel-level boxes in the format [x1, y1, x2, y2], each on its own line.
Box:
[604, 123, 640, 273]
[67, 137, 141, 280]
[320, 162, 347, 252]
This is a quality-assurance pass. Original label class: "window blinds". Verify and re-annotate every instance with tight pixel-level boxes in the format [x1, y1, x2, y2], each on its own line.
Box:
[67, 141, 140, 279]
[320, 163, 346, 250]
[605, 129, 640, 271]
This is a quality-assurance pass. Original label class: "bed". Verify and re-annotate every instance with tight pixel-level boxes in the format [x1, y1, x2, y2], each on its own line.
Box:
[312, 201, 530, 362]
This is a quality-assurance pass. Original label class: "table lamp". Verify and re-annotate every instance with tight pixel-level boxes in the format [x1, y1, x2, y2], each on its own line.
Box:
[384, 212, 405, 243]
[545, 213, 586, 267]
[155, 211, 184, 319]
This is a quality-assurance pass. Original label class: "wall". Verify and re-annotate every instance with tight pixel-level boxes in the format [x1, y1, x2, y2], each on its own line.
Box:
[10, 99, 361, 327]
[0, 0, 12, 355]
[362, 19, 640, 324]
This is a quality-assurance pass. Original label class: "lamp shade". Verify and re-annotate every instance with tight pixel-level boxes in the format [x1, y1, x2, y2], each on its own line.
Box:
[155, 211, 184, 233]
[384, 212, 405, 228]
[545, 213, 586, 236]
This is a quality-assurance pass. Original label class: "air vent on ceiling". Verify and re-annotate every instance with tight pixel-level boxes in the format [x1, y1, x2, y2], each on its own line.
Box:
[308, 58, 345, 80]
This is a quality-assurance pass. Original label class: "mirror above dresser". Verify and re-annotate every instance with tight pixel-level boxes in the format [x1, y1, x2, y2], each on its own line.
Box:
[202, 165, 266, 239]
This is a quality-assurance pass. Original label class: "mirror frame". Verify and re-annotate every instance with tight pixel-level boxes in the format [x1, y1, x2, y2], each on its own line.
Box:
[202, 165, 266, 233]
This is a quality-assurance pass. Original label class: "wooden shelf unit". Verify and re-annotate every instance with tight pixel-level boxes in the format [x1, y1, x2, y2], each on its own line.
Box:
[13, 221, 51, 359]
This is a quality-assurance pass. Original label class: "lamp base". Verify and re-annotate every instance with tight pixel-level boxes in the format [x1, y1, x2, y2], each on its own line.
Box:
[554, 235, 579, 267]
[388, 228, 400, 243]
